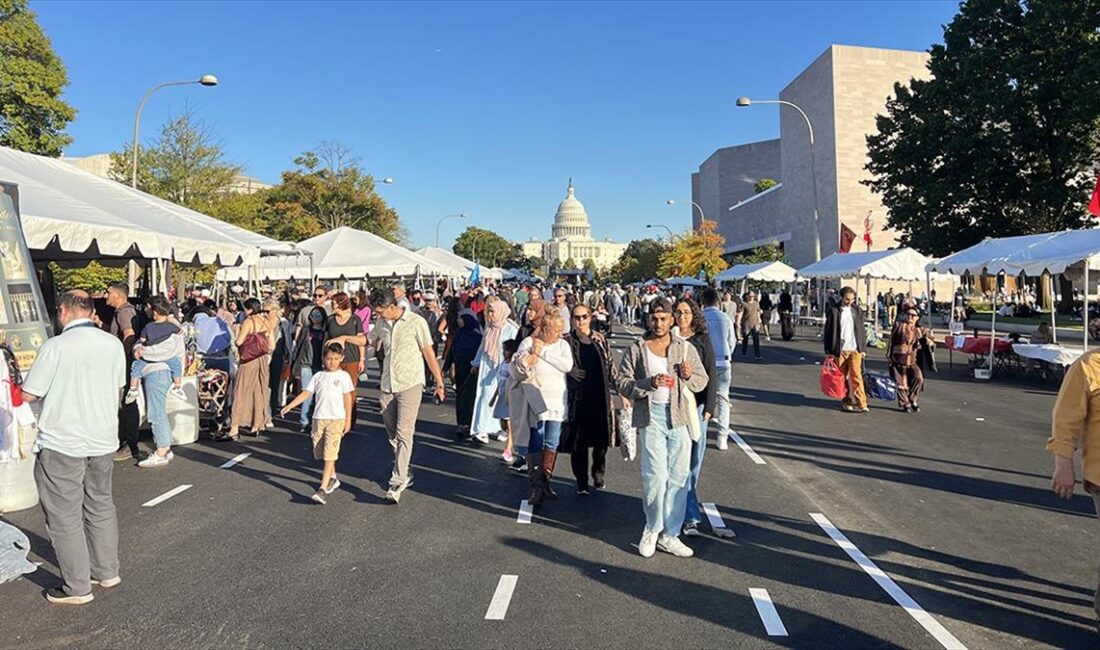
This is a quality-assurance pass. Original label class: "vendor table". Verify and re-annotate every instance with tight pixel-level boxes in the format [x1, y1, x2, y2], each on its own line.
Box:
[1010, 344, 1084, 368]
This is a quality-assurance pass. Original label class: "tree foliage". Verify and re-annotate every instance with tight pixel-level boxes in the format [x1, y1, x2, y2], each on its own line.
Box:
[50, 261, 125, 293]
[0, 0, 75, 156]
[753, 178, 778, 194]
[607, 238, 667, 283]
[453, 226, 520, 266]
[732, 243, 787, 265]
[562, 257, 579, 271]
[865, 0, 1100, 256]
[658, 219, 728, 279]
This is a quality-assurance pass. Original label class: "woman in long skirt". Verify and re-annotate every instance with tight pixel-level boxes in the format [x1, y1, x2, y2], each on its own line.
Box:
[470, 298, 519, 444]
[230, 298, 273, 439]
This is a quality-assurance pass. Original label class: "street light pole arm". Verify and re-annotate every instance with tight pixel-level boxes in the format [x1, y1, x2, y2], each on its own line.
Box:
[754, 99, 815, 145]
[131, 80, 205, 189]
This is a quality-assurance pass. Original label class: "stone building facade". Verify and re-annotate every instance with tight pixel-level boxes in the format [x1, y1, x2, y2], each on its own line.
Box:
[520, 180, 627, 271]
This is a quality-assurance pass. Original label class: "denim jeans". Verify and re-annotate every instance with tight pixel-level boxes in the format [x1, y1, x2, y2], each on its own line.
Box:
[143, 369, 173, 449]
[528, 420, 563, 454]
[132, 356, 182, 382]
[712, 365, 732, 441]
[639, 402, 691, 537]
[741, 330, 760, 357]
[298, 366, 315, 426]
[685, 404, 708, 526]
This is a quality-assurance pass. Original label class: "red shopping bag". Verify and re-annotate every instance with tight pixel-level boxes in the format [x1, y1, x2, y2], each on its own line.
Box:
[820, 355, 847, 399]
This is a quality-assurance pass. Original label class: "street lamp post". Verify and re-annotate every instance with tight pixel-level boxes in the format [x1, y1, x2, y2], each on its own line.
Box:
[666, 198, 707, 226]
[434, 212, 467, 249]
[131, 74, 219, 188]
[646, 223, 674, 241]
[735, 96, 820, 263]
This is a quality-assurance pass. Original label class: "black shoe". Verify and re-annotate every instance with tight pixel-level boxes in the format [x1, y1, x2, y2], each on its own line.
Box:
[593, 476, 605, 490]
[511, 457, 527, 472]
[213, 432, 239, 443]
[298, 423, 311, 434]
[911, 404, 920, 413]
[901, 405, 912, 413]
[577, 483, 590, 495]
[46, 587, 93, 605]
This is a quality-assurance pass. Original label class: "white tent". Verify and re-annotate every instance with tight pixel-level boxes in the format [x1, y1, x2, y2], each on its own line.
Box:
[0, 146, 285, 267]
[665, 276, 708, 287]
[414, 246, 504, 281]
[714, 261, 800, 284]
[798, 248, 934, 281]
[928, 233, 1056, 276]
[219, 226, 451, 282]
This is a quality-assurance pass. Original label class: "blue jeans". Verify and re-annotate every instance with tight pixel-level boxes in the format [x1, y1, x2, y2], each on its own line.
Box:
[712, 365, 732, 440]
[640, 402, 691, 537]
[685, 405, 708, 526]
[528, 420, 562, 455]
[132, 356, 182, 382]
[143, 369, 173, 449]
[298, 367, 315, 426]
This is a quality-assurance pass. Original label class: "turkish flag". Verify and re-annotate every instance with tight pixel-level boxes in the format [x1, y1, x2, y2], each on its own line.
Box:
[1090, 172, 1100, 217]
[839, 223, 857, 253]
[863, 229, 873, 247]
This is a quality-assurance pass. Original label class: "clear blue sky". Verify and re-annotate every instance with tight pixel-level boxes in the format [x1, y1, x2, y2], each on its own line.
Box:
[36, 0, 960, 250]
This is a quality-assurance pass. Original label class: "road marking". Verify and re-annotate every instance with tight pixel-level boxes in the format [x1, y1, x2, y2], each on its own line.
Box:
[484, 574, 518, 620]
[730, 431, 767, 464]
[516, 500, 533, 524]
[219, 452, 251, 469]
[749, 588, 788, 636]
[810, 513, 966, 650]
[702, 502, 731, 534]
[142, 484, 193, 507]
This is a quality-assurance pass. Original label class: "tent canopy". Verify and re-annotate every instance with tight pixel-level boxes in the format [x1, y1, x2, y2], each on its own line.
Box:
[219, 226, 450, 282]
[414, 246, 504, 281]
[798, 248, 934, 282]
[714, 261, 800, 284]
[665, 276, 708, 287]
[929, 229, 1100, 277]
[0, 146, 286, 267]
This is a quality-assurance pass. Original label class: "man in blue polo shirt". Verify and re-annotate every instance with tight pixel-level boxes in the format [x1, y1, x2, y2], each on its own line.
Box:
[23, 290, 127, 605]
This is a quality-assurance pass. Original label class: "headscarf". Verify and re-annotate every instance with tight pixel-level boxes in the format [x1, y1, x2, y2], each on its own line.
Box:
[525, 295, 545, 333]
[480, 298, 511, 364]
[453, 309, 483, 361]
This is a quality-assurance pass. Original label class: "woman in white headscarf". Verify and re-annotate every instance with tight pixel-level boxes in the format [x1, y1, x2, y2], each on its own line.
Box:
[470, 297, 519, 444]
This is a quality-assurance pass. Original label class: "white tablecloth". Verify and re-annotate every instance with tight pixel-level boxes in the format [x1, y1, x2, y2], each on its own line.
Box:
[1011, 344, 1084, 367]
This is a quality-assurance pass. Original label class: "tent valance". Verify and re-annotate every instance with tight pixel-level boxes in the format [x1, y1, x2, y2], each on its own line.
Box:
[929, 229, 1100, 277]
[714, 261, 800, 284]
[798, 248, 935, 282]
[414, 246, 504, 280]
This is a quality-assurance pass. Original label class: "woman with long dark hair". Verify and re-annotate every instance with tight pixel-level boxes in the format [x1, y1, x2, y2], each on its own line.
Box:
[321, 291, 366, 427]
[561, 303, 619, 495]
[449, 307, 482, 439]
[230, 298, 274, 439]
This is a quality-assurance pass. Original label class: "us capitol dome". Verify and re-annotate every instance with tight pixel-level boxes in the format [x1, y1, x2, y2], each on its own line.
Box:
[519, 179, 627, 271]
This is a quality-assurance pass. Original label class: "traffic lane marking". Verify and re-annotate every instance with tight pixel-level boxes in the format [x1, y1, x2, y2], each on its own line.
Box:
[702, 502, 735, 536]
[142, 484, 193, 507]
[810, 512, 967, 650]
[517, 500, 533, 524]
[730, 431, 767, 464]
[749, 588, 789, 636]
[219, 452, 251, 469]
[485, 574, 518, 620]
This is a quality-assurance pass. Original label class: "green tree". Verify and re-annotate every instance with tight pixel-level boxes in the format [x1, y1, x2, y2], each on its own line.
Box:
[658, 219, 728, 279]
[607, 238, 667, 283]
[50, 261, 125, 293]
[582, 258, 598, 276]
[732, 243, 786, 265]
[109, 106, 241, 210]
[753, 178, 778, 194]
[562, 257, 579, 271]
[266, 140, 403, 243]
[453, 226, 520, 265]
[0, 0, 75, 156]
[865, 0, 1100, 256]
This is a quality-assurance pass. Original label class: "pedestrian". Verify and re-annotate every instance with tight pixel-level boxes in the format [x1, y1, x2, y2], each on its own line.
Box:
[561, 303, 619, 495]
[701, 288, 735, 452]
[267, 298, 292, 422]
[888, 306, 931, 413]
[447, 306, 482, 439]
[470, 298, 519, 444]
[322, 292, 366, 427]
[290, 305, 328, 433]
[739, 291, 762, 360]
[23, 290, 126, 604]
[616, 298, 708, 559]
[125, 296, 186, 468]
[228, 298, 273, 440]
[824, 286, 868, 413]
[495, 338, 521, 465]
[281, 343, 355, 504]
[517, 295, 545, 341]
[367, 288, 447, 503]
[759, 292, 774, 341]
[552, 288, 572, 334]
[105, 283, 141, 462]
[512, 305, 573, 507]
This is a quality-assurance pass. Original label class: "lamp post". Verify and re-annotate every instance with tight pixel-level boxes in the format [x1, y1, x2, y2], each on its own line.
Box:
[434, 212, 467, 249]
[131, 74, 219, 188]
[646, 223, 674, 241]
[470, 229, 488, 264]
[666, 198, 707, 226]
[735, 96, 820, 263]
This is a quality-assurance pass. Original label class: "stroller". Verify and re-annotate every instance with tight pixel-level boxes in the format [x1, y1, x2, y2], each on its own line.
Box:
[185, 347, 232, 439]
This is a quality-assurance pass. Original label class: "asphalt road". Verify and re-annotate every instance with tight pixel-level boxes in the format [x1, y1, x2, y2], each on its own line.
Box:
[2, 325, 1096, 649]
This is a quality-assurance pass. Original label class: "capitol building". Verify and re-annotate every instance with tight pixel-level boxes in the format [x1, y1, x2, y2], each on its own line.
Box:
[519, 180, 627, 271]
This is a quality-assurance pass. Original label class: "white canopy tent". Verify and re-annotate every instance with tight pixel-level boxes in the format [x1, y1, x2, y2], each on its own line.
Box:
[0, 146, 286, 267]
[798, 248, 934, 282]
[714, 261, 800, 284]
[414, 246, 504, 281]
[665, 276, 708, 288]
[218, 226, 450, 283]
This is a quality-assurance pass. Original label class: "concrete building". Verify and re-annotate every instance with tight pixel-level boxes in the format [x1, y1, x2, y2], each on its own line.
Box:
[63, 153, 272, 195]
[520, 179, 627, 271]
[691, 44, 931, 269]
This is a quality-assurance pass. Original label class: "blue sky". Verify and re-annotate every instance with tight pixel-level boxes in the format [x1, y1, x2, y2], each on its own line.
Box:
[36, 0, 959, 249]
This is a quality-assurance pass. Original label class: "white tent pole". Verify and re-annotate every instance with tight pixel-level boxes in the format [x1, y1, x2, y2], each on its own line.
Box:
[989, 275, 997, 373]
[924, 271, 932, 329]
[1049, 273, 1057, 344]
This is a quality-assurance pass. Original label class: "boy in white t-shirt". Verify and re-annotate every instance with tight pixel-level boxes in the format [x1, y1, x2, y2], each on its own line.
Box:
[281, 343, 355, 504]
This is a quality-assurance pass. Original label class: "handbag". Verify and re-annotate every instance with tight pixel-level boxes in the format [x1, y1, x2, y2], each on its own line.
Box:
[618, 406, 637, 461]
[238, 332, 270, 364]
[865, 371, 898, 401]
[681, 383, 702, 442]
[820, 355, 847, 399]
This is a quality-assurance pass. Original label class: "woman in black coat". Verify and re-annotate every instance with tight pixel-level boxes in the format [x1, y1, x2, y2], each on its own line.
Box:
[559, 303, 619, 495]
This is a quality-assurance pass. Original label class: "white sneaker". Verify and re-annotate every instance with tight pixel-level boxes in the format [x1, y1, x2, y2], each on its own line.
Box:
[657, 535, 694, 558]
[168, 384, 187, 401]
[324, 475, 341, 494]
[137, 452, 170, 468]
[638, 530, 659, 558]
[495, 431, 508, 442]
[472, 432, 490, 444]
[124, 388, 139, 405]
[91, 576, 122, 588]
[717, 434, 729, 451]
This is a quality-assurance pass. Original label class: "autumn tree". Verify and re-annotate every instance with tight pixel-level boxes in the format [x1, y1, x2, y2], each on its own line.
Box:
[658, 219, 728, 279]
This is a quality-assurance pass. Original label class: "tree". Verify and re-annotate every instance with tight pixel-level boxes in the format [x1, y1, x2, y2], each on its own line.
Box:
[109, 106, 241, 210]
[50, 261, 125, 293]
[0, 0, 76, 156]
[658, 219, 728, 279]
[732, 243, 786, 265]
[582, 258, 598, 276]
[266, 141, 403, 243]
[606, 238, 667, 283]
[753, 178, 778, 194]
[864, 0, 1100, 257]
[563, 257, 579, 271]
[453, 226, 520, 266]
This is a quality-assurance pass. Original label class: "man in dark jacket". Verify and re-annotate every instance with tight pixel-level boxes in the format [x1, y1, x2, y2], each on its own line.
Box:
[823, 286, 868, 412]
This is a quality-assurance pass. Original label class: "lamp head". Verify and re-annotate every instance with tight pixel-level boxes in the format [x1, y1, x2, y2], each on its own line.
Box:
[735, 97, 752, 107]
[666, 199, 676, 206]
[199, 74, 219, 87]
[380, 177, 394, 184]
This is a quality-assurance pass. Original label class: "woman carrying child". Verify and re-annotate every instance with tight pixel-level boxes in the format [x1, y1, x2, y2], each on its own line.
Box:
[127, 295, 187, 468]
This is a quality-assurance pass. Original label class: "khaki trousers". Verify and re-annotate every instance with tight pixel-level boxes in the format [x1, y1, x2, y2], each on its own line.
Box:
[837, 350, 867, 409]
[380, 385, 423, 488]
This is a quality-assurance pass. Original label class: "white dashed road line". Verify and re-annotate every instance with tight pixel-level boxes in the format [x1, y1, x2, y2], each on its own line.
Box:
[219, 453, 251, 469]
[516, 500, 533, 524]
[484, 574, 518, 620]
[142, 484, 193, 507]
[729, 431, 767, 465]
[702, 502, 733, 535]
[749, 588, 789, 637]
[810, 513, 967, 650]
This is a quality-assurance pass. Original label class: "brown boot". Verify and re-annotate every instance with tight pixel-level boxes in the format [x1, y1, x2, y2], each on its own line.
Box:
[528, 457, 544, 507]
[542, 450, 559, 500]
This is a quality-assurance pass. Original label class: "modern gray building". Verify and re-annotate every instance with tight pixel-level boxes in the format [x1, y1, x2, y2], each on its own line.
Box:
[691, 44, 931, 269]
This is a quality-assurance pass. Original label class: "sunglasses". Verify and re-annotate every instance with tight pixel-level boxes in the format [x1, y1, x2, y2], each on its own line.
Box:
[573, 314, 590, 320]
[314, 294, 326, 298]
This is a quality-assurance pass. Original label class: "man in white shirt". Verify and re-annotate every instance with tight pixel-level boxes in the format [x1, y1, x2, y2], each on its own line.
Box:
[823, 286, 868, 412]
[23, 290, 127, 605]
[701, 288, 736, 451]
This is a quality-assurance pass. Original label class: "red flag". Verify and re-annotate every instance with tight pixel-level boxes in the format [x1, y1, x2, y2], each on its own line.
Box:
[1090, 172, 1100, 217]
[862, 229, 873, 247]
[839, 223, 857, 253]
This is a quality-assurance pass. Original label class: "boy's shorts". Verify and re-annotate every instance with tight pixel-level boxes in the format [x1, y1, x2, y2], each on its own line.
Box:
[311, 419, 346, 461]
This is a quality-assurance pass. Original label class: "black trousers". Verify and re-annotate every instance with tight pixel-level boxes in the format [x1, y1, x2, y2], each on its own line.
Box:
[118, 400, 140, 455]
[571, 446, 607, 489]
[741, 330, 761, 357]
